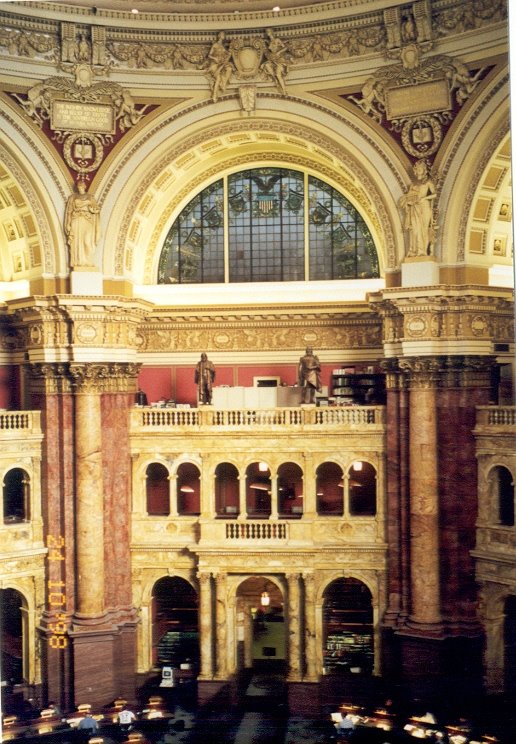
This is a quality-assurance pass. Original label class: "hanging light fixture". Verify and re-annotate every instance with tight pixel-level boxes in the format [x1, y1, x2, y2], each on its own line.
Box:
[352, 461, 363, 471]
[260, 591, 270, 607]
[258, 462, 269, 472]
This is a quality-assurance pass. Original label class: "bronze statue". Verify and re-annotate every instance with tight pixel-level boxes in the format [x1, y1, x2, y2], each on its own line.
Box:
[195, 353, 215, 404]
[298, 347, 322, 404]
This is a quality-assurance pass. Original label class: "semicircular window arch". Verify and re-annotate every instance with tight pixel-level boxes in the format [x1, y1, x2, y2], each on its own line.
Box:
[158, 168, 380, 284]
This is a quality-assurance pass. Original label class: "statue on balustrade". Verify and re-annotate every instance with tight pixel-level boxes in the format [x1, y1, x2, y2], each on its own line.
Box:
[195, 353, 216, 405]
[298, 347, 322, 404]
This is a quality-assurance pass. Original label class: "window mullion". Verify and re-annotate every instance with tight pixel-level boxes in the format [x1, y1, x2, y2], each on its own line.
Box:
[304, 172, 309, 280]
[223, 175, 229, 283]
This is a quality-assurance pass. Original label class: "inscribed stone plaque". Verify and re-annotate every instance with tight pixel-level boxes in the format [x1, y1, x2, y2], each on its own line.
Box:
[51, 100, 114, 133]
[385, 79, 451, 120]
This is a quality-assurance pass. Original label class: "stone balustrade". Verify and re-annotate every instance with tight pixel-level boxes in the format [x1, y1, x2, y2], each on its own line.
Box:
[131, 405, 385, 431]
[476, 405, 516, 427]
[0, 410, 41, 434]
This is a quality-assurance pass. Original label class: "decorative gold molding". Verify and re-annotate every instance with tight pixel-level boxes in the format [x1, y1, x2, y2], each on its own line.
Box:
[370, 288, 514, 347]
[138, 308, 382, 353]
[396, 354, 496, 389]
[69, 361, 141, 393]
[27, 361, 141, 394]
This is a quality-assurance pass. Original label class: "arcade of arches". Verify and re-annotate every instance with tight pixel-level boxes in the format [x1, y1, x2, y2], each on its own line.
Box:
[0, 0, 515, 721]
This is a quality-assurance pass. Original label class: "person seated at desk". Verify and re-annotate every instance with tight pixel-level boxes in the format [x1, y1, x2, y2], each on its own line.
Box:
[118, 705, 137, 732]
[77, 712, 99, 740]
[334, 712, 355, 740]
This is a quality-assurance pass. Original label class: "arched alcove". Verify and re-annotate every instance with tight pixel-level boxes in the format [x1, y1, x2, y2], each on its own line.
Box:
[145, 462, 170, 516]
[215, 462, 239, 517]
[347, 461, 377, 517]
[3, 468, 30, 523]
[489, 465, 514, 527]
[316, 462, 343, 516]
[152, 576, 199, 671]
[322, 577, 373, 675]
[504, 595, 516, 693]
[0, 588, 26, 684]
[246, 462, 271, 518]
[236, 576, 285, 674]
[176, 462, 200, 516]
[277, 462, 303, 518]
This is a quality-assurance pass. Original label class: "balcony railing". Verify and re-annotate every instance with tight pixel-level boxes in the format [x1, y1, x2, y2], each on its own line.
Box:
[476, 406, 516, 427]
[0, 410, 41, 434]
[131, 405, 385, 431]
[225, 521, 288, 540]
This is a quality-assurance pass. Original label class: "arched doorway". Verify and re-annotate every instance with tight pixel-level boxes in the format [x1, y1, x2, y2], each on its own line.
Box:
[504, 595, 516, 693]
[322, 578, 373, 675]
[0, 588, 25, 685]
[151, 577, 199, 672]
[236, 577, 286, 674]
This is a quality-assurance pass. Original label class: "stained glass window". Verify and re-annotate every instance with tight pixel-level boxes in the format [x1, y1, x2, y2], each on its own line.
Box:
[158, 168, 379, 284]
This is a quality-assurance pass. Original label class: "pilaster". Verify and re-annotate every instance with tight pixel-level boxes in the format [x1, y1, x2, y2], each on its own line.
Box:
[286, 572, 301, 681]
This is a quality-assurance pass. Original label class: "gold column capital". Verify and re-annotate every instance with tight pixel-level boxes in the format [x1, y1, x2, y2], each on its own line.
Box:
[69, 362, 141, 394]
[392, 354, 496, 390]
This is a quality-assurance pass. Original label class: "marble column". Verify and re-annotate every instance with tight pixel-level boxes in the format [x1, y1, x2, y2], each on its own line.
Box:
[287, 572, 302, 680]
[303, 572, 318, 681]
[215, 572, 228, 679]
[198, 572, 214, 679]
[73, 382, 105, 618]
[270, 474, 279, 520]
[400, 358, 441, 631]
[238, 476, 246, 519]
[382, 360, 411, 627]
[302, 455, 316, 518]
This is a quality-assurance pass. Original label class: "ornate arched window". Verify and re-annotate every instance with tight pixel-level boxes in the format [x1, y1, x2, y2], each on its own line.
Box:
[158, 168, 379, 284]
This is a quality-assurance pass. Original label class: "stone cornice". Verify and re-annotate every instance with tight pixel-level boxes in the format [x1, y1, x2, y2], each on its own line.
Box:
[0, 0, 506, 72]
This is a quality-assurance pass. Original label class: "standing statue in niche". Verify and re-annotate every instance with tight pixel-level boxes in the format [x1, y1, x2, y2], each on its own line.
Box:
[298, 347, 322, 404]
[65, 180, 101, 268]
[399, 160, 437, 257]
[195, 353, 216, 405]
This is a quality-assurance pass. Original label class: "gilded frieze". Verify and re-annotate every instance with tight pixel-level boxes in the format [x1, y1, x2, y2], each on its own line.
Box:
[139, 312, 381, 353]
[0, 1, 506, 71]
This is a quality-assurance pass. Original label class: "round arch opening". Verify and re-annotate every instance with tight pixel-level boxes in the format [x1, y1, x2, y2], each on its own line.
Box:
[236, 576, 286, 674]
[322, 577, 373, 675]
[0, 588, 26, 685]
[152, 576, 199, 674]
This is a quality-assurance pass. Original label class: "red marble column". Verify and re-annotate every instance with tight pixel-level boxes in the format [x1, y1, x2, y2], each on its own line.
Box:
[68, 363, 139, 708]
[382, 361, 411, 627]
[29, 365, 75, 712]
[437, 357, 494, 634]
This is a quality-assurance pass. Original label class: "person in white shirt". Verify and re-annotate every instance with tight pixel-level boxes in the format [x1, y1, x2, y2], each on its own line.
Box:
[118, 706, 136, 732]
